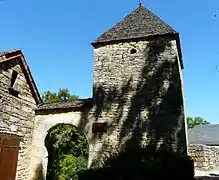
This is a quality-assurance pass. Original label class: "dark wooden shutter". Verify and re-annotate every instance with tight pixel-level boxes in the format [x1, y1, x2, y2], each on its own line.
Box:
[0, 134, 20, 180]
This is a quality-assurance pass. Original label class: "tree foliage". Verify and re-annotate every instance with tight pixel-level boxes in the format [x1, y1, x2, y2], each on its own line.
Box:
[186, 116, 210, 129]
[46, 124, 88, 180]
[42, 88, 78, 103]
[58, 155, 87, 180]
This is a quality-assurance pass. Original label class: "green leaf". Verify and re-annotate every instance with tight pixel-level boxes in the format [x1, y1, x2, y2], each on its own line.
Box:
[41, 88, 79, 103]
[186, 116, 210, 129]
[46, 124, 88, 179]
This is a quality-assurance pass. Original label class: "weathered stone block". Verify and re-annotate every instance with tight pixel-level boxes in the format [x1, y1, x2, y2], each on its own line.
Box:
[189, 144, 219, 171]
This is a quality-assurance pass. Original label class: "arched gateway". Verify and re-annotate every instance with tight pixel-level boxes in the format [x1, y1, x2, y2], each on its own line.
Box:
[28, 101, 93, 179]
[0, 4, 187, 180]
[45, 124, 88, 179]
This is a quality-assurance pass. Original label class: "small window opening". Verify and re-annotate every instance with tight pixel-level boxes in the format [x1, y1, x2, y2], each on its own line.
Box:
[10, 70, 18, 87]
[92, 122, 107, 134]
[9, 70, 19, 97]
[8, 87, 19, 97]
[130, 48, 137, 54]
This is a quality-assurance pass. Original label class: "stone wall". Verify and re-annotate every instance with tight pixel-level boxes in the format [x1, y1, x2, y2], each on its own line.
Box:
[91, 37, 187, 167]
[189, 144, 219, 171]
[0, 58, 37, 180]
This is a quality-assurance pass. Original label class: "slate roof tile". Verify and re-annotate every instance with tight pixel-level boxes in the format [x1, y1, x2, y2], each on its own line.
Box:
[92, 5, 177, 45]
[188, 124, 219, 145]
[36, 98, 93, 110]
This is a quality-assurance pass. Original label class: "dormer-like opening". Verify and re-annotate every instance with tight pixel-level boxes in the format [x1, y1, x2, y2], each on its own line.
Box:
[10, 70, 18, 87]
[9, 70, 19, 97]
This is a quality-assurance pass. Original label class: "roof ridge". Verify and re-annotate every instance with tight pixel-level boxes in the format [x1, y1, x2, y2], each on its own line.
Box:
[38, 98, 93, 106]
[194, 124, 219, 128]
[36, 98, 93, 110]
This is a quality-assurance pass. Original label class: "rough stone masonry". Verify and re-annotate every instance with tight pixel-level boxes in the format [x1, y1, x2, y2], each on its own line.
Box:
[0, 4, 188, 180]
[0, 50, 41, 180]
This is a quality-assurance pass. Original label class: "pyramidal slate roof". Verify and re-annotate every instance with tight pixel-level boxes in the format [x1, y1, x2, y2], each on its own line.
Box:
[188, 124, 219, 145]
[92, 5, 177, 45]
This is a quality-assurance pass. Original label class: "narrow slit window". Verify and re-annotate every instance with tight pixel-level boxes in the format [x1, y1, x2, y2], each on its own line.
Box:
[9, 70, 19, 97]
[10, 70, 18, 88]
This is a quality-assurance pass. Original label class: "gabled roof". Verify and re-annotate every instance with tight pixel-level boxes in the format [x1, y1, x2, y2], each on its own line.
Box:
[0, 49, 42, 104]
[92, 5, 177, 45]
[188, 124, 219, 145]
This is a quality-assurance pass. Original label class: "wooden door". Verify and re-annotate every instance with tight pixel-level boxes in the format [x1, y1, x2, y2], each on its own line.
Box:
[0, 134, 20, 180]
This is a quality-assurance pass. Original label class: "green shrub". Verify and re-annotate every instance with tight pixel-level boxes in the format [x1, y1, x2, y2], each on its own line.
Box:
[45, 124, 89, 180]
[58, 155, 87, 180]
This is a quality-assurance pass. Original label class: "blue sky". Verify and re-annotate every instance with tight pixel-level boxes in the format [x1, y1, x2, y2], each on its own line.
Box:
[0, 0, 219, 123]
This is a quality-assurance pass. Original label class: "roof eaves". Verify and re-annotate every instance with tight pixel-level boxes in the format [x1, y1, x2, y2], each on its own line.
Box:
[175, 33, 184, 69]
[19, 53, 42, 104]
[91, 32, 177, 46]
[36, 98, 93, 111]
[92, 33, 183, 69]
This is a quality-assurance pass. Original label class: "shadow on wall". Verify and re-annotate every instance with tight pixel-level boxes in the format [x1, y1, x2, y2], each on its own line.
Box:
[92, 39, 186, 158]
[78, 149, 194, 180]
[73, 38, 192, 179]
[33, 163, 45, 180]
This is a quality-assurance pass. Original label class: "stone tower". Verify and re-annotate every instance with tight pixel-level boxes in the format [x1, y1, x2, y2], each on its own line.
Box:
[90, 5, 187, 166]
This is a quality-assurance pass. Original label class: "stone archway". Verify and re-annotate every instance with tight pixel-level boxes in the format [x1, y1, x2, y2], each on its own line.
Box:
[28, 112, 92, 180]
[45, 123, 89, 179]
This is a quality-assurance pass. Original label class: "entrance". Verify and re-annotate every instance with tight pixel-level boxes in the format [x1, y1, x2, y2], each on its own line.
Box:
[45, 124, 89, 180]
[0, 134, 20, 180]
